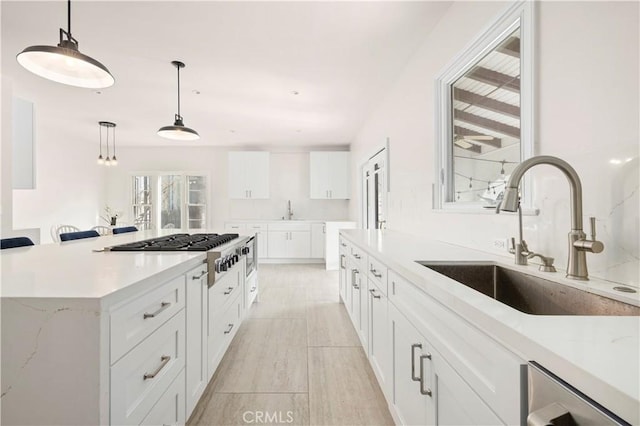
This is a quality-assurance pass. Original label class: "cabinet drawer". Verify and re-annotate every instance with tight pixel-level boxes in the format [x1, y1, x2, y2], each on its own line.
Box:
[367, 255, 388, 295]
[140, 368, 186, 426]
[246, 222, 268, 231]
[268, 222, 311, 232]
[350, 244, 366, 267]
[208, 292, 242, 379]
[388, 270, 523, 425]
[209, 267, 241, 315]
[111, 275, 186, 363]
[111, 310, 186, 426]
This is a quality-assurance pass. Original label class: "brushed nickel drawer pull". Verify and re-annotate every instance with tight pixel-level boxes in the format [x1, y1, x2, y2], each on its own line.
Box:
[143, 355, 171, 380]
[143, 302, 171, 319]
[224, 323, 234, 334]
[354, 254, 361, 259]
[224, 287, 234, 295]
[370, 269, 382, 278]
[192, 271, 208, 280]
[419, 354, 433, 396]
[250, 286, 257, 293]
[411, 343, 422, 381]
[369, 289, 381, 299]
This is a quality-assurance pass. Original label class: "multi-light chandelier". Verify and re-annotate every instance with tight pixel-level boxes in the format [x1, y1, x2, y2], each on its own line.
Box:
[97, 121, 117, 166]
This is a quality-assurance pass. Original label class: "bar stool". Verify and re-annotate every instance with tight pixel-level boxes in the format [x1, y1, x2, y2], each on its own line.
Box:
[1, 237, 35, 249]
[59, 230, 100, 242]
[112, 226, 138, 235]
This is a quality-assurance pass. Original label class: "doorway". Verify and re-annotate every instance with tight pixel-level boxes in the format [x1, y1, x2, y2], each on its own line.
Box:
[361, 148, 388, 230]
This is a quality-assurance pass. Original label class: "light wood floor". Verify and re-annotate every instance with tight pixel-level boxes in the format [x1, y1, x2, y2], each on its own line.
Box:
[188, 264, 394, 426]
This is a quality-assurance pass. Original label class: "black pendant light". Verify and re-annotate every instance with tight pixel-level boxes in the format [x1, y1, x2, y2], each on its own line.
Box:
[157, 60, 200, 141]
[16, 0, 114, 89]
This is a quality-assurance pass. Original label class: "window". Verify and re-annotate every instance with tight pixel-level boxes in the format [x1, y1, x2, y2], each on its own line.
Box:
[131, 173, 207, 230]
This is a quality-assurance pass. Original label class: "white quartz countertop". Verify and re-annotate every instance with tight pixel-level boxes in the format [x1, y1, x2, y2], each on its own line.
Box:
[340, 229, 640, 425]
[0, 230, 247, 302]
[228, 219, 355, 223]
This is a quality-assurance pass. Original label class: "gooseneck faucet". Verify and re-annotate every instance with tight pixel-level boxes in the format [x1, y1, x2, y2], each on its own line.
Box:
[287, 200, 294, 220]
[498, 155, 603, 280]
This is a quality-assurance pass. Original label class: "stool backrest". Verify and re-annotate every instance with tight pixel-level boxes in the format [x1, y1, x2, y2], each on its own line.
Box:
[1, 237, 35, 250]
[112, 226, 138, 235]
[51, 225, 80, 242]
[91, 225, 112, 236]
[59, 230, 100, 242]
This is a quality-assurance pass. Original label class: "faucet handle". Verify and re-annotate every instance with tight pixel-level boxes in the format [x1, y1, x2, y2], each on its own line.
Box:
[574, 217, 605, 253]
[590, 217, 597, 240]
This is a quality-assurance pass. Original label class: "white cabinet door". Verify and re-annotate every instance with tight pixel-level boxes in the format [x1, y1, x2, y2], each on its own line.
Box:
[289, 231, 311, 258]
[228, 152, 270, 199]
[228, 152, 247, 199]
[350, 268, 362, 330]
[368, 279, 389, 397]
[267, 231, 289, 258]
[309, 152, 329, 199]
[339, 252, 348, 303]
[246, 223, 268, 258]
[311, 223, 325, 259]
[185, 265, 208, 417]
[246, 152, 270, 199]
[328, 152, 350, 199]
[432, 350, 503, 426]
[389, 304, 433, 426]
[358, 275, 369, 353]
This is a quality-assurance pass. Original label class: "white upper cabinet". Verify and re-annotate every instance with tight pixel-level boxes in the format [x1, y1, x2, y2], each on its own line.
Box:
[309, 152, 350, 199]
[228, 151, 270, 199]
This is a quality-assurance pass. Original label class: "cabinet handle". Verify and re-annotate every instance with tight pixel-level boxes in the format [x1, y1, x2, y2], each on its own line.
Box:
[224, 287, 234, 295]
[249, 190, 252, 198]
[250, 286, 257, 293]
[369, 288, 381, 299]
[411, 343, 422, 381]
[419, 354, 433, 397]
[224, 323, 234, 334]
[192, 271, 208, 280]
[340, 254, 346, 269]
[370, 269, 382, 278]
[143, 302, 171, 319]
[340, 242, 346, 247]
[354, 254, 361, 259]
[330, 190, 332, 198]
[143, 355, 171, 380]
[322, 225, 325, 233]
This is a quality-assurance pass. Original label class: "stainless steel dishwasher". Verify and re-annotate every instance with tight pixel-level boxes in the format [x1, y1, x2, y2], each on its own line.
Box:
[527, 362, 630, 426]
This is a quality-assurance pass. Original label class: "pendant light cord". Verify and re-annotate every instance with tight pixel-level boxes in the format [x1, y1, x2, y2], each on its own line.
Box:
[99, 124, 103, 156]
[176, 64, 181, 119]
[113, 126, 116, 156]
[106, 126, 110, 157]
[67, 0, 72, 37]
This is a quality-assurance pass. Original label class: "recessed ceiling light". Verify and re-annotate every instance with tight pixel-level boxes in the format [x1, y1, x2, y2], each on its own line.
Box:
[230, 130, 236, 133]
[192, 89, 201, 95]
[291, 90, 299, 95]
[94, 90, 102, 95]
[296, 129, 301, 133]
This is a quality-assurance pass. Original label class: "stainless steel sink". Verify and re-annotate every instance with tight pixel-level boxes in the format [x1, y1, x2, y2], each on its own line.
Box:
[417, 262, 640, 316]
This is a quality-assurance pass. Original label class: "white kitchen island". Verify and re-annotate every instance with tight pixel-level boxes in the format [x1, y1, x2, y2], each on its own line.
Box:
[1, 230, 253, 425]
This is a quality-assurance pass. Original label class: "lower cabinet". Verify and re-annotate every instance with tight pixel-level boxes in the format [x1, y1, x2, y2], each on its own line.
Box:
[267, 231, 311, 258]
[340, 235, 525, 426]
[185, 263, 208, 416]
[141, 369, 186, 426]
[311, 223, 326, 259]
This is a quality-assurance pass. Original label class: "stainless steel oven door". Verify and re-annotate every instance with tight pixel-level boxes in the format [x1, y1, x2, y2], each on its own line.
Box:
[244, 236, 257, 277]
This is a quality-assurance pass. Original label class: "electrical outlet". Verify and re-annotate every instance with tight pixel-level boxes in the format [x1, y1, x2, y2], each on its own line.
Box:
[493, 238, 507, 250]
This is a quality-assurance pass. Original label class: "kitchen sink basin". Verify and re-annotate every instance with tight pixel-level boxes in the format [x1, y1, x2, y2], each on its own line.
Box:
[417, 262, 640, 316]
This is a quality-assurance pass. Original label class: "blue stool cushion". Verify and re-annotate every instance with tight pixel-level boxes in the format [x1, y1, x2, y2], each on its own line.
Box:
[60, 230, 100, 242]
[1, 237, 35, 249]
[112, 226, 138, 235]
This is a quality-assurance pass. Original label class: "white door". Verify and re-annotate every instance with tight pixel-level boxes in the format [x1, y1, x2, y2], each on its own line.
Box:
[309, 152, 329, 199]
[328, 152, 350, 199]
[311, 223, 326, 258]
[289, 231, 311, 258]
[246, 152, 270, 199]
[228, 152, 248, 199]
[390, 304, 432, 426]
[363, 149, 388, 230]
[267, 231, 289, 258]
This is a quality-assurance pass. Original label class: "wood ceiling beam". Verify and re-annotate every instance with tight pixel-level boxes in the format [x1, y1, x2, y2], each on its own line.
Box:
[496, 36, 520, 58]
[453, 126, 502, 148]
[453, 88, 520, 119]
[466, 67, 520, 93]
[454, 142, 482, 154]
[454, 110, 520, 139]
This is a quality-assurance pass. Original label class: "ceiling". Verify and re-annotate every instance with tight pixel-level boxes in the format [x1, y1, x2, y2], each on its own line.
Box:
[1, 1, 452, 147]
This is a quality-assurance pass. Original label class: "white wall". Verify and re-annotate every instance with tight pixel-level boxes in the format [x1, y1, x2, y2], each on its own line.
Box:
[104, 146, 350, 230]
[349, 1, 639, 287]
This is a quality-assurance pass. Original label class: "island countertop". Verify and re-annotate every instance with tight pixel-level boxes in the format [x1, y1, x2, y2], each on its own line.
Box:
[340, 229, 640, 425]
[0, 230, 245, 303]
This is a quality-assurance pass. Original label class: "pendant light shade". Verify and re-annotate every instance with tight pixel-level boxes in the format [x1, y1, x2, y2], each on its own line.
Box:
[158, 61, 199, 141]
[16, 0, 114, 89]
